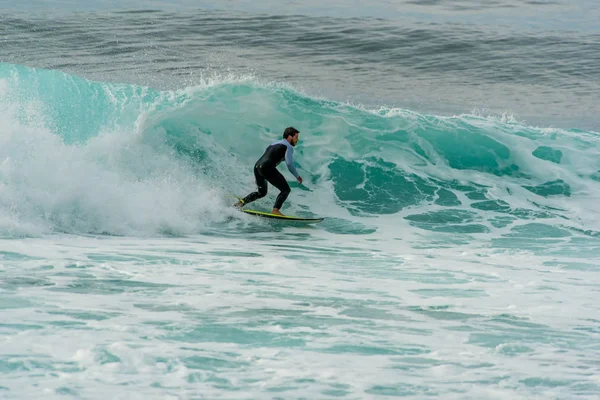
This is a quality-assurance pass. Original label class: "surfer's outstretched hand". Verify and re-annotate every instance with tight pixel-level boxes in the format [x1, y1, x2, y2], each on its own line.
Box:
[297, 176, 303, 184]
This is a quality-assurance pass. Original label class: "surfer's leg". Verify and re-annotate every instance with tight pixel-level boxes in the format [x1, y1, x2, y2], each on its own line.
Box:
[239, 165, 268, 206]
[264, 168, 290, 213]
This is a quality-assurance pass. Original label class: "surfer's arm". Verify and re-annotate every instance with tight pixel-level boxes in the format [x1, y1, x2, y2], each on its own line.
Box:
[285, 145, 300, 179]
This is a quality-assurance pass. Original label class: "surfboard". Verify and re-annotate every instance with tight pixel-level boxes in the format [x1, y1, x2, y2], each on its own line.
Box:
[241, 209, 324, 224]
[232, 195, 324, 224]
[241, 209, 324, 223]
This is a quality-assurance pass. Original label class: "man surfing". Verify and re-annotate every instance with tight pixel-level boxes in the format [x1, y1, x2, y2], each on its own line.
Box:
[234, 127, 303, 216]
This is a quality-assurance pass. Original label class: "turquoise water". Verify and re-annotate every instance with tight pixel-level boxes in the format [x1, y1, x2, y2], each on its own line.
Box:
[1, 1, 600, 398]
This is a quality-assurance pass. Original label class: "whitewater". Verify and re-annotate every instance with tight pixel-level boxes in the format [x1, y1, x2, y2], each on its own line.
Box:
[1, 1, 600, 398]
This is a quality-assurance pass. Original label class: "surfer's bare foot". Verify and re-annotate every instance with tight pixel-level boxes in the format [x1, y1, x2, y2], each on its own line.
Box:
[234, 201, 243, 208]
[271, 208, 284, 216]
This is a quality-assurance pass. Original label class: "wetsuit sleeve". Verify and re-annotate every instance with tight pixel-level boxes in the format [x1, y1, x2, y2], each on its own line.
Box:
[285, 145, 300, 178]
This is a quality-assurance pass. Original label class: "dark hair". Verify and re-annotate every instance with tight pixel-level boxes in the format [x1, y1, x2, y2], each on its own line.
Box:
[283, 127, 299, 139]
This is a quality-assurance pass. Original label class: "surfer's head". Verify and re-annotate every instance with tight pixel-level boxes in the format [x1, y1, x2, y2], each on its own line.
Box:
[283, 127, 300, 146]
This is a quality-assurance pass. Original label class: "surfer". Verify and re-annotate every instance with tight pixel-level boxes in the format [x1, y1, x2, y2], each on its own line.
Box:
[235, 127, 303, 216]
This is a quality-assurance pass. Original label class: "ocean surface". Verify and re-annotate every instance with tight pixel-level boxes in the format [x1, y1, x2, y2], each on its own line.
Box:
[1, 1, 599, 398]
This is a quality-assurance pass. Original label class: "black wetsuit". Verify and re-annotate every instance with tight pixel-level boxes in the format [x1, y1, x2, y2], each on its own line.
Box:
[241, 139, 300, 209]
